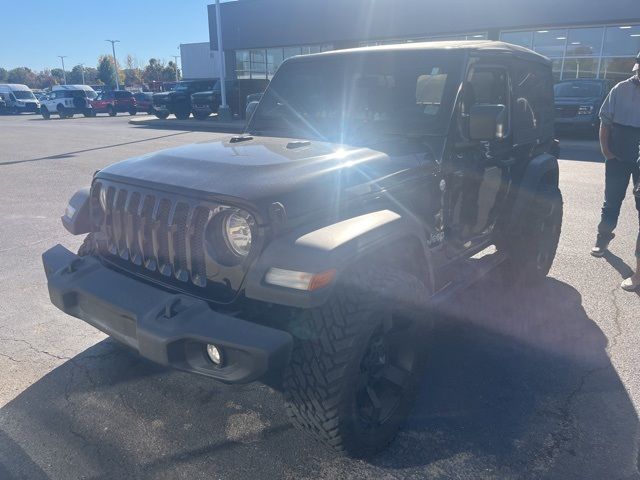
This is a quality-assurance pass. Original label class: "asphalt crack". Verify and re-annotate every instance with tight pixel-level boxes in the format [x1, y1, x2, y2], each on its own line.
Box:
[0, 337, 71, 361]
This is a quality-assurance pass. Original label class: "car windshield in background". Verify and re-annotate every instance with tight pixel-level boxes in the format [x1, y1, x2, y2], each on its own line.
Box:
[173, 83, 191, 92]
[554, 81, 603, 97]
[14, 91, 36, 100]
[86, 91, 97, 100]
[248, 51, 463, 142]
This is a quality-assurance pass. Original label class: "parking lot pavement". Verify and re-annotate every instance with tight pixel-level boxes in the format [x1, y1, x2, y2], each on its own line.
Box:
[1, 114, 639, 479]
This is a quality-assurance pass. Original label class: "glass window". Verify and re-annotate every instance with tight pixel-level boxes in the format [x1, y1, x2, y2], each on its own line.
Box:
[551, 59, 562, 82]
[466, 33, 488, 40]
[250, 49, 267, 79]
[249, 51, 464, 140]
[309, 45, 321, 54]
[562, 57, 598, 79]
[321, 44, 334, 52]
[267, 48, 284, 79]
[533, 29, 567, 58]
[566, 27, 603, 56]
[599, 57, 638, 83]
[501, 31, 533, 49]
[283, 47, 302, 59]
[603, 25, 640, 57]
[236, 50, 250, 80]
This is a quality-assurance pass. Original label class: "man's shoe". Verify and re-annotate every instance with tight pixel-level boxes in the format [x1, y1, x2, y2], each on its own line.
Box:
[591, 233, 615, 257]
[621, 276, 640, 292]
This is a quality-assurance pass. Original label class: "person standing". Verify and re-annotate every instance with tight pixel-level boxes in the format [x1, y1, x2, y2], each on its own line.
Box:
[591, 53, 640, 290]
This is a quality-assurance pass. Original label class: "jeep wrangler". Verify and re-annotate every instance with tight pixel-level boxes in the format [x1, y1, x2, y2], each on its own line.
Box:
[43, 41, 562, 457]
[152, 79, 218, 120]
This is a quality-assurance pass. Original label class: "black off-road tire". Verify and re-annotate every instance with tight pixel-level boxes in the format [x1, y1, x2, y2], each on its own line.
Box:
[77, 233, 96, 257]
[174, 109, 191, 120]
[498, 183, 563, 285]
[41, 107, 51, 119]
[155, 111, 170, 120]
[193, 110, 210, 120]
[129, 108, 137, 116]
[108, 105, 117, 117]
[283, 267, 430, 457]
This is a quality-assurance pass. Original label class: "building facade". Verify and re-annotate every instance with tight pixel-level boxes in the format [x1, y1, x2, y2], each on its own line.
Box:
[208, 0, 640, 84]
[179, 42, 221, 80]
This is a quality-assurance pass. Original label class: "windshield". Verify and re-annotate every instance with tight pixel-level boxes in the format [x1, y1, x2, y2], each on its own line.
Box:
[554, 81, 603, 98]
[248, 51, 463, 142]
[14, 90, 36, 100]
[172, 83, 191, 92]
[85, 90, 97, 100]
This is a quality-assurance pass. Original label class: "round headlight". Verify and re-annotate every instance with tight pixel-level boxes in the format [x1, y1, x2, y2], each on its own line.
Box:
[223, 211, 252, 257]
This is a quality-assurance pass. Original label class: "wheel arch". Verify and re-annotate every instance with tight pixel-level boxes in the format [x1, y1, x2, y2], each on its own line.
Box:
[244, 209, 433, 309]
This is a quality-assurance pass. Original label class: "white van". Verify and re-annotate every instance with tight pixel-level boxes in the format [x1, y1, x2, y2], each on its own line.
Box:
[40, 85, 97, 119]
[0, 84, 40, 114]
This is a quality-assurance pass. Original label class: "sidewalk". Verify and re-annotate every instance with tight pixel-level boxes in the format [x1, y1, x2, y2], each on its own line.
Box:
[129, 114, 246, 134]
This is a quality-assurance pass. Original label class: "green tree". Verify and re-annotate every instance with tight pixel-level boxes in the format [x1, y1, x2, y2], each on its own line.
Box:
[7, 67, 36, 86]
[34, 70, 55, 89]
[163, 61, 181, 82]
[142, 58, 164, 84]
[68, 65, 86, 84]
[50, 68, 65, 84]
[97, 55, 117, 88]
[0, 68, 8, 82]
[83, 67, 99, 85]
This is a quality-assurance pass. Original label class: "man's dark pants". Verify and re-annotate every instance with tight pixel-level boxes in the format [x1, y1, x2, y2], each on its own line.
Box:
[597, 158, 640, 241]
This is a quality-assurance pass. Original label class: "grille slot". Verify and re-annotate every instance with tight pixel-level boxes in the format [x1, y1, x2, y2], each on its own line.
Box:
[93, 183, 221, 288]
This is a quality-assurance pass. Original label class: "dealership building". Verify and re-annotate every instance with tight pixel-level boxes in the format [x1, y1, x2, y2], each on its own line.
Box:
[204, 0, 640, 89]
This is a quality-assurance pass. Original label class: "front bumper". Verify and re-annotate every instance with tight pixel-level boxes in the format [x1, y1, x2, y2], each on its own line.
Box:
[42, 244, 293, 384]
[554, 115, 599, 128]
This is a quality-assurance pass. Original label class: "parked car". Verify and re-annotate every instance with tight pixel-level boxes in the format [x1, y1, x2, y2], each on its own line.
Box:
[44, 41, 562, 457]
[40, 85, 96, 119]
[190, 80, 240, 119]
[133, 92, 154, 114]
[152, 79, 218, 119]
[0, 95, 6, 113]
[0, 84, 40, 113]
[90, 90, 137, 116]
[554, 79, 612, 135]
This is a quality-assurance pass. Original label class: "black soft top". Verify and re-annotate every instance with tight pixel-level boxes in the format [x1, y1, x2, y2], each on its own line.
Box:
[292, 40, 551, 66]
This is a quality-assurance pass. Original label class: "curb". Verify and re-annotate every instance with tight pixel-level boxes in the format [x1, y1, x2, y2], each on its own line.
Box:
[129, 115, 246, 133]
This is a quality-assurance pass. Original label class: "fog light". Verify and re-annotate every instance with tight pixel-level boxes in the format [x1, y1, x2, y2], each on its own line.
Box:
[206, 344, 222, 365]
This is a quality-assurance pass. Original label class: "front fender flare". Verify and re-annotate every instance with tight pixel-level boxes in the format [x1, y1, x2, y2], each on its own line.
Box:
[244, 210, 431, 308]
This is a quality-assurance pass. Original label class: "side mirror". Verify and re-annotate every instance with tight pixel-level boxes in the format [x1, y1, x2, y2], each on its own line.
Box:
[245, 100, 259, 122]
[469, 104, 507, 141]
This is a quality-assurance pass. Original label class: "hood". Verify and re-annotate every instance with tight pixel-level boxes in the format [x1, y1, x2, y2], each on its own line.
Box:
[97, 135, 437, 221]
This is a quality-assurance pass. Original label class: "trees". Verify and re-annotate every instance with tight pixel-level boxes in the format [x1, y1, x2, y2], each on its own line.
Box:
[68, 65, 85, 84]
[50, 68, 65, 84]
[0, 68, 8, 82]
[142, 58, 164, 84]
[7, 67, 37, 86]
[97, 55, 117, 88]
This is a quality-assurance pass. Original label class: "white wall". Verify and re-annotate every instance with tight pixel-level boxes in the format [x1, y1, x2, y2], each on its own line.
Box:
[179, 42, 220, 80]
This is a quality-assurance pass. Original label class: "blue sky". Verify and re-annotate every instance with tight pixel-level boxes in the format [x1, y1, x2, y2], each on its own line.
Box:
[1, 0, 230, 71]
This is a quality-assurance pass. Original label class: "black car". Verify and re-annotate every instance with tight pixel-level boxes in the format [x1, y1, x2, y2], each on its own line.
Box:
[44, 41, 562, 457]
[554, 79, 612, 134]
[190, 80, 240, 120]
[152, 80, 218, 120]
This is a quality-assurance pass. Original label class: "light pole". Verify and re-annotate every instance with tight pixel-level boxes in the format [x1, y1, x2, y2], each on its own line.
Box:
[79, 63, 85, 85]
[57, 55, 67, 84]
[214, 0, 231, 121]
[171, 55, 180, 82]
[105, 39, 121, 90]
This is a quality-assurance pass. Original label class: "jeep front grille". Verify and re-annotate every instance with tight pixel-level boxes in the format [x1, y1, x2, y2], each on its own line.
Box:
[91, 181, 216, 289]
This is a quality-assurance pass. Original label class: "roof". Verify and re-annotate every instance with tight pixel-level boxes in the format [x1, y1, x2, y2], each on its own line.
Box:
[52, 85, 96, 91]
[290, 40, 551, 64]
[0, 84, 32, 90]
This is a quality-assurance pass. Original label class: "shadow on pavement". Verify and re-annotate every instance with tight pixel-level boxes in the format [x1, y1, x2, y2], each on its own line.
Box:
[1, 275, 638, 479]
[0, 131, 191, 167]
